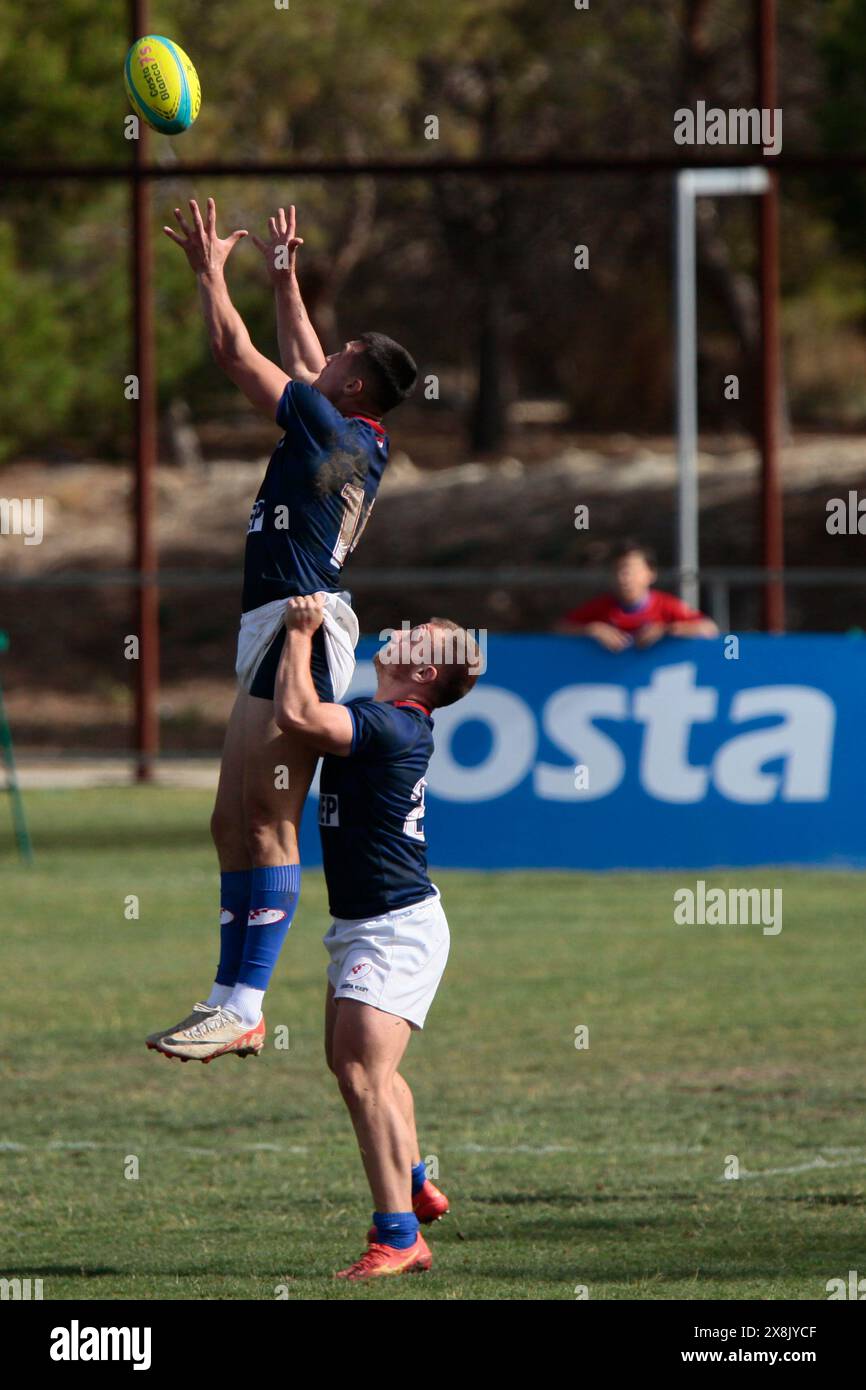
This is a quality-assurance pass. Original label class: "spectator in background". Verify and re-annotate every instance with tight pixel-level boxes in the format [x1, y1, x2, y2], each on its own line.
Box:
[555, 541, 718, 652]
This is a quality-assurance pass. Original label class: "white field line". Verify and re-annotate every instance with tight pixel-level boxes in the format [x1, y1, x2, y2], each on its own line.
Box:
[0, 1140, 309, 1155]
[0, 1139, 579, 1157]
[732, 1154, 866, 1180]
[3, 1139, 866, 1175]
[0, 1139, 570, 1157]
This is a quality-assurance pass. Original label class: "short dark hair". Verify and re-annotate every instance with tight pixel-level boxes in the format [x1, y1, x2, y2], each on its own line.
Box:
[612, 539, 657, 569]
[357, 331, 417, 414]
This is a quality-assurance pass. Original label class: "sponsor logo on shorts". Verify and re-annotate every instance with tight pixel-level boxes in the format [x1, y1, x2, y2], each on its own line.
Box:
[247, 499, 265, 534]
[319, 793, 339, 827]
[247, 908, 287, 926]
[342, 959, 373, 990]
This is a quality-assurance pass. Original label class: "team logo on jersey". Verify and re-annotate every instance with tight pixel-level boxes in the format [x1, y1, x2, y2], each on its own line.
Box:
[344, 959, 373, 982]
[219, 908, 235, 926]
[247, 908, 287, 926]
[247, 498, 265, 534]
[319, 793, 339, 827]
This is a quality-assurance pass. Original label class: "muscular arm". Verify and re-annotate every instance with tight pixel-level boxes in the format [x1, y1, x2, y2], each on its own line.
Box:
[274, 276, 327, 381]
[164, 197, 289, 418]
[198, 268, 289, 416]
[274, 600, 354, 755]
[251, 207, 327, 381]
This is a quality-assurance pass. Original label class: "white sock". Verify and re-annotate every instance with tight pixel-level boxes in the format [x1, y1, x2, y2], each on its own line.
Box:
[224, 983, 265, 1028]
[206, 982, 233, 1009]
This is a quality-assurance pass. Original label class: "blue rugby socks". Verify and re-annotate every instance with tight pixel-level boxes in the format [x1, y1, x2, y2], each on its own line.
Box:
[373, 1211, 420, 1250]
[225, 863, 301, 1025]
[411, 1160, 427, 1195]
[207, 869, 252, 1008]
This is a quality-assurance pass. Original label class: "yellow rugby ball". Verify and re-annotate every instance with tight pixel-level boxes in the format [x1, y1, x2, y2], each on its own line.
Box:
[124, 35, 201, 135]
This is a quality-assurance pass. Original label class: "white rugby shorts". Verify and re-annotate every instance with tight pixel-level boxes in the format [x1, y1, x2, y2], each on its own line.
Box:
[323, 891, 450, 1030]
[235, 590, 358, 700]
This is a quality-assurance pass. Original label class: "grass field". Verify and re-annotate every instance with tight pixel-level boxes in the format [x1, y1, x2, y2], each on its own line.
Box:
[1, 788, 864, 1301]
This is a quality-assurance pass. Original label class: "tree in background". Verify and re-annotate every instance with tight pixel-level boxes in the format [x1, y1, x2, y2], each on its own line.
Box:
[1, 0, 866, 461]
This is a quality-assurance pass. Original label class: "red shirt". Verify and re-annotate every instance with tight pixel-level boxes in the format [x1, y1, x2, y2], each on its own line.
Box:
[562, 589, 705, 633]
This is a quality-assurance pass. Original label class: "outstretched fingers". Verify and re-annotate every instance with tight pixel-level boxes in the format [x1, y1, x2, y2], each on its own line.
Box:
[173, 205, 193, 238]
[189, 198, 206, 238]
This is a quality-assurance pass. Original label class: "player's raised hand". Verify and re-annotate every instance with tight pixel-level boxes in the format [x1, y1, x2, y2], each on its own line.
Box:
[250, 205, 304, 283]
[163, 197, 247, 276]
[284, 592, 326, 634]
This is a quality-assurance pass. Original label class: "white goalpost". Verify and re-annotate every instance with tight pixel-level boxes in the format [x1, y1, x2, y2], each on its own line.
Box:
[673, 167, 771, 608]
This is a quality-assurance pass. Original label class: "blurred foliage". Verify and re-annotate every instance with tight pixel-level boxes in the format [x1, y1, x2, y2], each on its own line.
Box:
[819, 0, 866, 259]
[0, 0, 865, 461]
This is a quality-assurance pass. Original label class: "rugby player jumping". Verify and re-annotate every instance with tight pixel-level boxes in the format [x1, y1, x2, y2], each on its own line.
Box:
[146, 199, 416, 1062]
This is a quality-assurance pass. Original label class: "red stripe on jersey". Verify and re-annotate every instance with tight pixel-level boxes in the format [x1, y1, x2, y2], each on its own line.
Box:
[348, 413, 387, 436]
[392, 699, 433, 715]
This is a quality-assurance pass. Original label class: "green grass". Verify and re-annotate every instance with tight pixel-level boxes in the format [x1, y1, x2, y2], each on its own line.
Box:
[1, 789, 864, 1300]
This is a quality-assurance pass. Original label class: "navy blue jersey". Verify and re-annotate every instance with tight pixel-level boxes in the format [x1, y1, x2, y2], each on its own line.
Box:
[242, 381, 389, 613]
[319, 699, 435, 920]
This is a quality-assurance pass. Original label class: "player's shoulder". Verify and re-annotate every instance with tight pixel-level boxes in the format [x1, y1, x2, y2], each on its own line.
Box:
[347, 698, 431, 757]
[347, 695, 413, 726]
[276, 380, 344, 437]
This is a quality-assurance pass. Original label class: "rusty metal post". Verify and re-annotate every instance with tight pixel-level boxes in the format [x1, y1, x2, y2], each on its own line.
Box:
[130, 0, 159, 780]
[757, 0, 785, 631]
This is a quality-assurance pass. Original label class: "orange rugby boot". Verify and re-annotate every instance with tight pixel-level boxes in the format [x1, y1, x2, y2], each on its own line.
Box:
[335, 1233, 432, 1282]
[413, 1177, 449, 1224]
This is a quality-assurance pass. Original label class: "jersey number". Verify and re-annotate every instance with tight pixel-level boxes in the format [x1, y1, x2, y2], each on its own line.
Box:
[403, 778, 427, 842]
[331, 483, 374, 567]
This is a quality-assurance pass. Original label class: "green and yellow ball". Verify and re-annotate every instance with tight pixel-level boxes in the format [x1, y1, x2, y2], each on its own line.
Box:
[124, 35, 201, 136]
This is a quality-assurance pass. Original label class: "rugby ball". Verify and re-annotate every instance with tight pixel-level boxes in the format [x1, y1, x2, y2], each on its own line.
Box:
[124, 36, 201, 135]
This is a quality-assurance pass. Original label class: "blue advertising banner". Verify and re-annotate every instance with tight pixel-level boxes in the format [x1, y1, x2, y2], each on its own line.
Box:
[298, 635, 866, 870]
